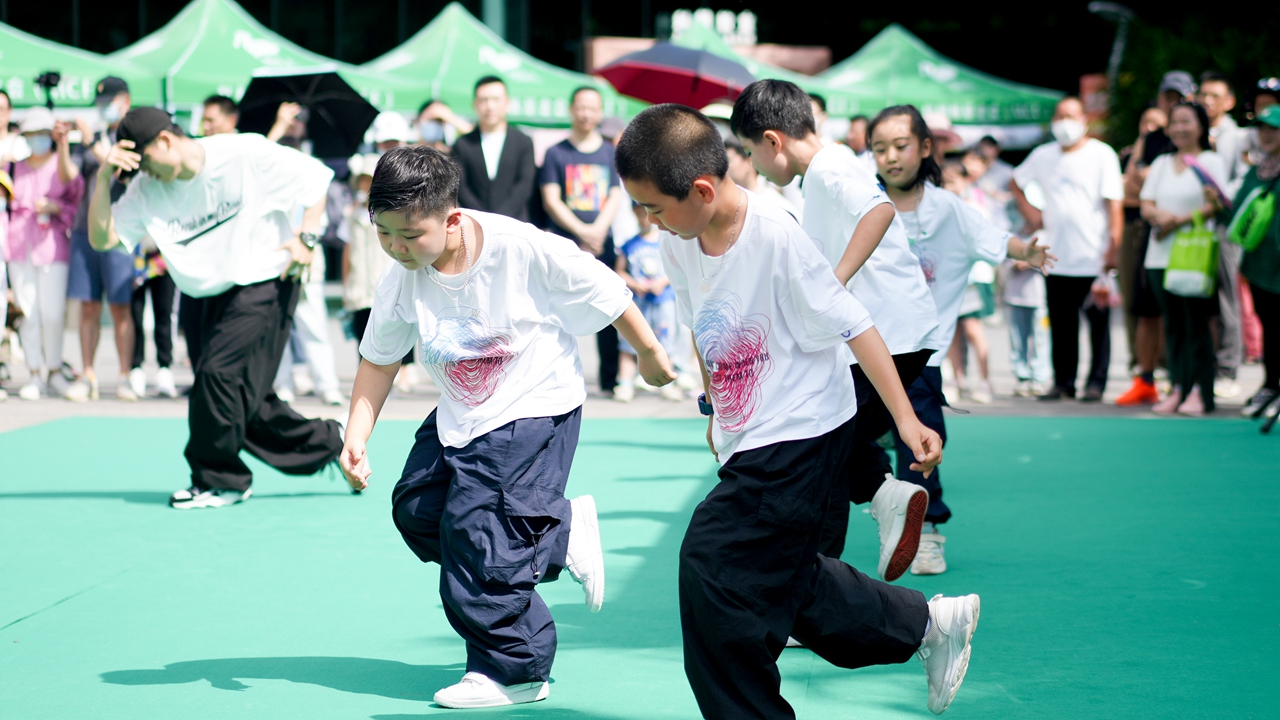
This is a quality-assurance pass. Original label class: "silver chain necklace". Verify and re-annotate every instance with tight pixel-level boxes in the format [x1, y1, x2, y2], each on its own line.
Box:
[699, 189, 745, 293]
[427, 222, 472, 302]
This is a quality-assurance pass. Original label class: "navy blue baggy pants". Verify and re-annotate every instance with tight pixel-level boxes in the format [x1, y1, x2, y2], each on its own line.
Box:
[891, 366, 951, 523]
[391, 406, 580, 686]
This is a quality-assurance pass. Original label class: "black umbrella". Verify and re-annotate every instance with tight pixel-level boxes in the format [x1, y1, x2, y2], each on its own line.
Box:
[596, 42, 755, 108]
[237, 70, 379, 158]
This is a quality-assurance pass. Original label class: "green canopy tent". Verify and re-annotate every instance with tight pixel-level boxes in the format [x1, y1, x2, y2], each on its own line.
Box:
[671, 22, 873, 119]
[363, 2, 645, 127]
[821, 24, 1064, 147]
[108, 0, 417, 113]
[0, 22, 158, 107]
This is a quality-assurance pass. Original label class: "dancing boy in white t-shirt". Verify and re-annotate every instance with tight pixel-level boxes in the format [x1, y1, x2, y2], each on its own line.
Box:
[338, 146, 675, 709]
[731, 80, 942, 581]
[617, 104, 979, 719]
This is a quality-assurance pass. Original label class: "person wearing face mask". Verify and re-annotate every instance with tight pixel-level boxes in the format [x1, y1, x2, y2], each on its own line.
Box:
[1011, 96, 1125, 402]
[415, 100, 472, 153]
[6, 107, 85, 400]
[64, 76, 140, 402]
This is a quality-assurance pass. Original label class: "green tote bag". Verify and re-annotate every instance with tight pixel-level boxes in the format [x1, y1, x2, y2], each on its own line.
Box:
[1164, 211, 1218, 298]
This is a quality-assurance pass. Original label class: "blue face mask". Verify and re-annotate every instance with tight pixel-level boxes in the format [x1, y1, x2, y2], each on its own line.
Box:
[27, 134, 53, 156]
[99, 100, 123, 125]
[418, 120, 445, 144]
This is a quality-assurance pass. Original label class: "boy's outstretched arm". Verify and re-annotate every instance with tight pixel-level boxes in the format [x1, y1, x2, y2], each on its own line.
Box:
[833, 203, 895, 285]
[613, 303, 677, 387]
[846, 328, 942, 477]
[341, 359, 399, 492]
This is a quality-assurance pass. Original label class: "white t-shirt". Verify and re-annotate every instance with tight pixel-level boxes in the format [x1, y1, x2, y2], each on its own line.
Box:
[896, 183, 1011, 366]
[1013, 139, 1123, 277]
[801, 143, 940, 359]
[112, 133, 332, 297]
[660, 189, 874, 464]
[480, 130, 506, 180]
[361, 210, 632, 448]
[1138, 151, 1227, 269]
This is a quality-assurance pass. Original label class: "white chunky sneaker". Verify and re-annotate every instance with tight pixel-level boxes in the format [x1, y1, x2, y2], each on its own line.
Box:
[919, 593, 980, 715]
[566, 495, 605, 612]
[433, 672, 549, 709]
[155, 367, 178, 398]
[117, 374, 139, 401]
[128, 367, 147, 398]
[169, 486, 252, 509]
[321, 389, 345, 406]
[613, 382, 635, 403]
[911, 523, 947, 575]
[870, 475, 929, 582]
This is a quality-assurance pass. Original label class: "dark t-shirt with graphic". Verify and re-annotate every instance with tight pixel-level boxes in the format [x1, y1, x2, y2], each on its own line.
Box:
[539, 139, 619, 241]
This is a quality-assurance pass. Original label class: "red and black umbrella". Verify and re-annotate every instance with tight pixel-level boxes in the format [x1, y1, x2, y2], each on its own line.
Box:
[595, 42, 756, 108]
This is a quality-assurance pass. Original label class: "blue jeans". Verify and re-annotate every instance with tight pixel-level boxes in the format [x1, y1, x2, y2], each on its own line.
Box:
[391, 407, 580, 685]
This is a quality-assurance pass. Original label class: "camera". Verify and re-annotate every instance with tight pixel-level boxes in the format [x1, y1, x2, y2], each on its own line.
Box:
[35, 71, 62, 91]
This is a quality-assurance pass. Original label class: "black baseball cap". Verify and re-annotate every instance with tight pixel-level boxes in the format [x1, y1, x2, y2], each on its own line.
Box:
[116, 108, 182, 177]
[94, 76, 129, 104]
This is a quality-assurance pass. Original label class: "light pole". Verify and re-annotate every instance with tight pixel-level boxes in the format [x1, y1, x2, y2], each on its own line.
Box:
[1088, 2, 1135, 94]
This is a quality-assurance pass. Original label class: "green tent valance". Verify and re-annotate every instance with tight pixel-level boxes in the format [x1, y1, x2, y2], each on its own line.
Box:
[0, 22, 159, 107]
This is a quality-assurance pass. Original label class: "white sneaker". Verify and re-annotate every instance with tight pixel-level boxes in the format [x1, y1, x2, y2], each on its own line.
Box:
[47, 371, 71, 397]
[129, 367, 147, 398]
[969, 380, 992, 404]
[292, 367, 315, 396]
[65, 376, 99, 402]
[169, 486, 252, 509]
[321, 389, 345, 406]
[155, 367, 178, 398]
[18, 380, 43, 400]
[870, 475, 929, 582]
[275, 387, 296, 404]
[566, 495, 605, 612]
[433, 672, 549, 709]
[1214, 377, 1241, 399]
[919, 593, 981, 715]
[117, 374, 139, 401]
[613, 383, 635, 403]
[911, 523, 947, 575]
[0, 387, 7, 401]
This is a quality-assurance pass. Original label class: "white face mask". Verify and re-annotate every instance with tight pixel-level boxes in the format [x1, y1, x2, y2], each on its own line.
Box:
[26, 133, 53, 155]
[99, 100, 123, 125]
[1051, 119, 1087, 147]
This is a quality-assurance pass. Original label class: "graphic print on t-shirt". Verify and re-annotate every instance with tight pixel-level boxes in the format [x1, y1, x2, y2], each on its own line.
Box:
[694, 292, 774, 432]
[170, 158, 245, 246]
[564, 163, 610, 212]
[419, 309, 517, 407]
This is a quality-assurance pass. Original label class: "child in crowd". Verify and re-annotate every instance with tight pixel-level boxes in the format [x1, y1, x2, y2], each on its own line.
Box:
[616, 103, 977, 719]
[941, 159, 998, 403]
[341, 153, 416, 394]
[731, 80, 941, 581]
[338, 146, 675, 709]
[867, 105, 1053, 574]
[614, 202, 682, 402]
[1003, 247, 1053, 397]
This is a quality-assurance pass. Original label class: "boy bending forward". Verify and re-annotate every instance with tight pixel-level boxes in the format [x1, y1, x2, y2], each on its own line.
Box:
[339, 147, 675, 708]
[616, 105, 980, 718]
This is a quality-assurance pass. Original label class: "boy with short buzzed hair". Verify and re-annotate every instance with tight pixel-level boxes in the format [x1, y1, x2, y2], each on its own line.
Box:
[616, 104, 980, 719]
[732, 79, 943, 580]
[339, 145, 675, 709]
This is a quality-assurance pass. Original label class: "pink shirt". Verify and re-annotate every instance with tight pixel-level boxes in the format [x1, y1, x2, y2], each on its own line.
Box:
[3, 157, 83, 265]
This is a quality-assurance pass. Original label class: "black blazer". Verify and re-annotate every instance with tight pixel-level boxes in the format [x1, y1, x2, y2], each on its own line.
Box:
[452, 126, 537, 222]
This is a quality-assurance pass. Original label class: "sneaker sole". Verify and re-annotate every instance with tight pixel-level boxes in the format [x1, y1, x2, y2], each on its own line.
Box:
[883, 490, 928, 582]
[434, 682, 549, 708]
[574, 495, 605, 612]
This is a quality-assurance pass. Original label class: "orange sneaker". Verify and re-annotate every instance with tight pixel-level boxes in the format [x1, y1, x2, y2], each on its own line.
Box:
[1115, 376, 1159, 406]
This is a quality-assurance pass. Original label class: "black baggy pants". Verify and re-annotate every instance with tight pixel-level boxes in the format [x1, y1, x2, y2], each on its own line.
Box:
[1149, 269, 1218, 411]
[1250, 283, 1280, 391]
[391, 408, 578, 685]
[1045, 274, 1111, 394]
[817, 349, 931, 558]
[131, 272, 175, 370]
[185, 279, 342, 491]
[680, 417, 929, 720]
